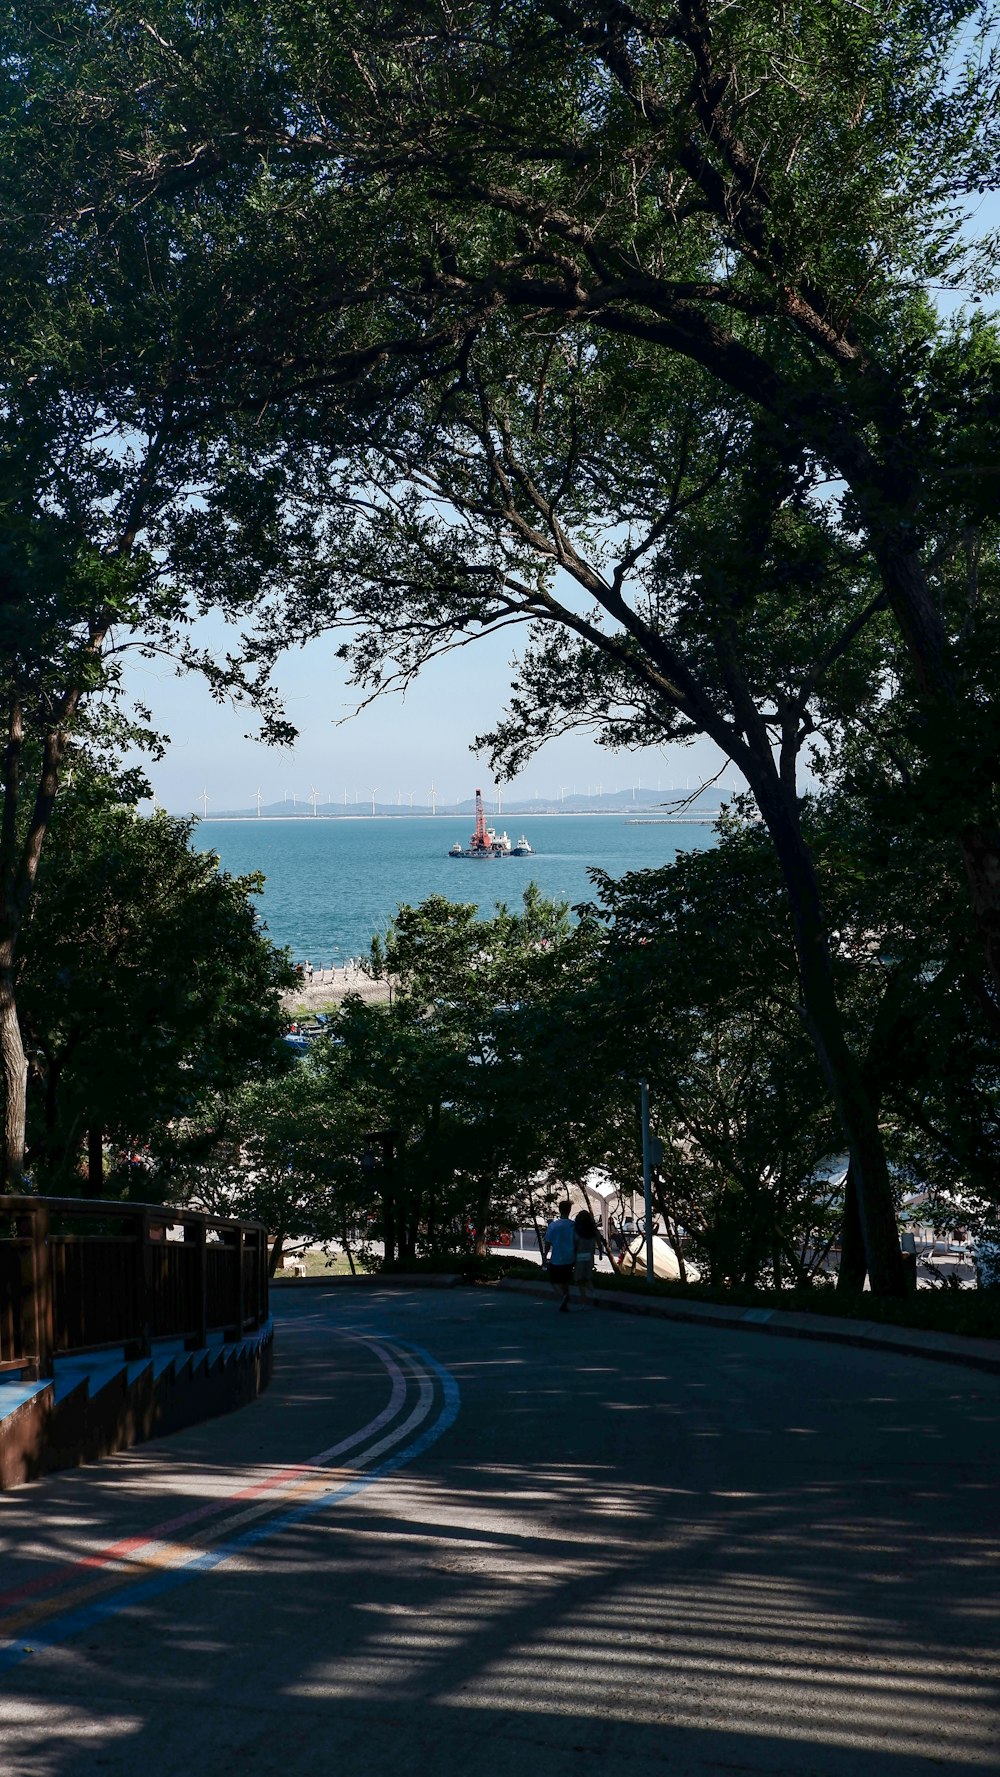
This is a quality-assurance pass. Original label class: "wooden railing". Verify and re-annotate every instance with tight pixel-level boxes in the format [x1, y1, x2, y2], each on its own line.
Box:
[0, 1196, 269, 1381]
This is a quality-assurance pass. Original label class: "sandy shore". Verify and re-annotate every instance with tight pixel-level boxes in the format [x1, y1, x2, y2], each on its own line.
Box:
[282, 966, 392, 1013]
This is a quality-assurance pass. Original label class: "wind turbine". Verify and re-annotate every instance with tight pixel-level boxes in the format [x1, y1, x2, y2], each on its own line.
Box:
[309, 785, 318, 817]
[430, 781, 437, 816]
[200, 788, 208, 818]
[370, 786, 378, 816]
[256, 786, 262, 818]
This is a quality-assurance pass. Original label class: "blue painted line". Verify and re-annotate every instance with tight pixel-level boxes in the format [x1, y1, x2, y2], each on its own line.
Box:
[0, 1337, 459, 1674]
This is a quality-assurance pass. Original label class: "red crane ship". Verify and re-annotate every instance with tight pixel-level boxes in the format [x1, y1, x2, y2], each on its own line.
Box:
[448, 788, 514, 858]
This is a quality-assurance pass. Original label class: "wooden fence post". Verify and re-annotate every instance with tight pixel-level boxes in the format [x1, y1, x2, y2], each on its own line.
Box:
[127, 1212, 152, 1358]
[17, 1202, 53, 1380]
[236, 1226, 246, 1338]
[184, 1218, 208, 1349]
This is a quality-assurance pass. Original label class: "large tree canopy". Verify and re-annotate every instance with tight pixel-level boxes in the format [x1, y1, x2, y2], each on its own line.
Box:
[5, 1, 1000, 1293]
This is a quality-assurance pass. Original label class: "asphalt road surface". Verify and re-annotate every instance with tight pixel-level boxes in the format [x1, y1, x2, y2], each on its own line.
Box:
[0, 1285, 998, 1777]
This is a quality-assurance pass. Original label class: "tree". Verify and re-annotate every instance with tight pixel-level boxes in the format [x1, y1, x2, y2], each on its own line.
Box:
[17, 768, 293, 1193]
[366, 885, 586, 1256]
[181, 1064, 364, 1276]
[0, 2, 305, 1183]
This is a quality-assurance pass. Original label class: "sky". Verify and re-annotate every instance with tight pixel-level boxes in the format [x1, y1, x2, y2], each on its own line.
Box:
[130, 606, 735, 815]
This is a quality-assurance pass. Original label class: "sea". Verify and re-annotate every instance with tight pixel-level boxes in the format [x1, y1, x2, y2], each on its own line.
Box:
[192, 815, 717, 964]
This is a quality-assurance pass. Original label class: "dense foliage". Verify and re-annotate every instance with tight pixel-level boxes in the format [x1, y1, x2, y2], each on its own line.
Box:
[18, 771, 293, 1195]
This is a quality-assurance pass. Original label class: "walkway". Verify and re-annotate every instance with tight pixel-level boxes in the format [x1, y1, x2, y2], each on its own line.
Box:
[0, 1286, 998, 1775]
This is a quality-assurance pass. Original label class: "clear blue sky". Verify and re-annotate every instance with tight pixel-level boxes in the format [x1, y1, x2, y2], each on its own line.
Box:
[128, 607, 731, 814]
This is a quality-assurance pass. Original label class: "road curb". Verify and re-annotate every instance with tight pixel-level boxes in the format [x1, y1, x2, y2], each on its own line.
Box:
[496, 1277, 1000, 1376]
[270, 1273, 463, 1289]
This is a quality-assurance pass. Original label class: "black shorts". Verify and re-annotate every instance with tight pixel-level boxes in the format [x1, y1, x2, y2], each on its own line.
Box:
[549, 1263, 573, 1285]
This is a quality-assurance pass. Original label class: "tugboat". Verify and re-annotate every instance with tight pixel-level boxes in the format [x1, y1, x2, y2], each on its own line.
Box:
[448, 788, 518, 858]
[511, 835, 534, 856]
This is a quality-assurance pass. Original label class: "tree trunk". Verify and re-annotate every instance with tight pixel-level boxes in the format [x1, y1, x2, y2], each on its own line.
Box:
[745, 766, 906, 1297]
[474, 1179, 491, 1257]
[404, 1189, 421, 1260]
[837, 1158, 868, 1293]
[871, 537, 1000, 1003]
[86, 1124, 104, 1198]
[268, 1230, 285, 1277]
[651, 1174, 688, 1282]
[382, 1188, 396, 1267]
[960, 825, 1000, 1002]
[341, 1214, 357, 1275]
[0, 954, 27, 1191]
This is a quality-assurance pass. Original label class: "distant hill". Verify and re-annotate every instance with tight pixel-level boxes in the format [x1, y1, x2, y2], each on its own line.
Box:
[191, 787, 728, 820]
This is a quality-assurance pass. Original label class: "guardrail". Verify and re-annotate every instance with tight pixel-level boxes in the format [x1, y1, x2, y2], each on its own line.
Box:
[0, 1196, 268, 1380]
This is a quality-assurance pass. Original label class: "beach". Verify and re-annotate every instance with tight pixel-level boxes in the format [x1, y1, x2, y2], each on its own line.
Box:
[282, 964, 391, 1013]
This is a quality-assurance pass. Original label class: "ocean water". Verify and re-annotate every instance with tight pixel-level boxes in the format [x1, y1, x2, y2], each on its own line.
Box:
[192, 815, 716, 963]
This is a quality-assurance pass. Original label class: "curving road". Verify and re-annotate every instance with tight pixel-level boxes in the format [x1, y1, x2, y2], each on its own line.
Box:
[0, 1286, 998, 1776]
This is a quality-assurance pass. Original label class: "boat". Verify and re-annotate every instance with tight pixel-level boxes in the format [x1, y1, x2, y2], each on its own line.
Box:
[448, 788, 518, 858]
[511, 835, 533, 856]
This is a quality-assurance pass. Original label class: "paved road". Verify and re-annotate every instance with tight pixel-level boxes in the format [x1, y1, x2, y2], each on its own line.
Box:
[1, 1287, 998, 1776]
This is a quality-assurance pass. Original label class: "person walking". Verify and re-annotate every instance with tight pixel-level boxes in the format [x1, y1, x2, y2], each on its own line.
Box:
[573, 1208, 602, 1306]
[544, 1200, 577, 1313]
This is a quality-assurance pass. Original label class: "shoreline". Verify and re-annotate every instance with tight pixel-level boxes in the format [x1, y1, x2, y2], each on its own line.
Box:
[283, 966, 391, 1012]
[188, 811, 720, 824]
